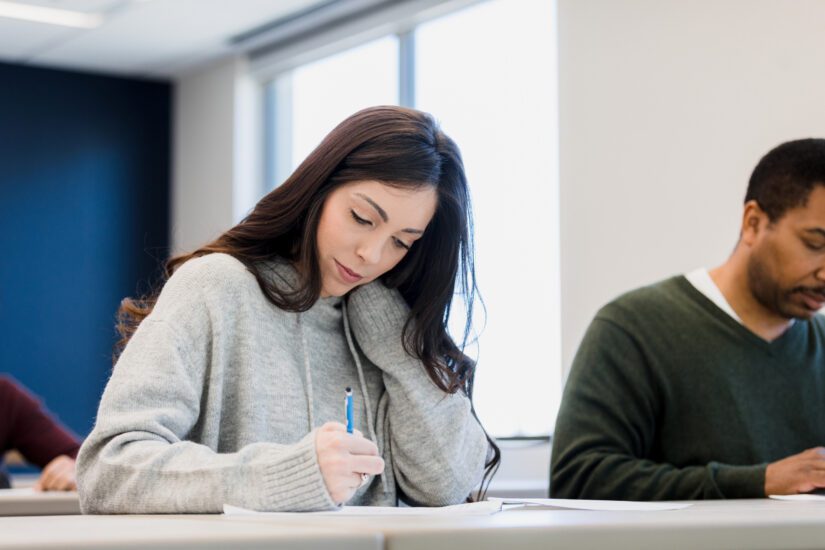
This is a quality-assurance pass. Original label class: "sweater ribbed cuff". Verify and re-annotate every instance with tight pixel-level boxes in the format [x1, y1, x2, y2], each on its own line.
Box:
[709, 462, 767, 498]
[259, 431, 338, 512]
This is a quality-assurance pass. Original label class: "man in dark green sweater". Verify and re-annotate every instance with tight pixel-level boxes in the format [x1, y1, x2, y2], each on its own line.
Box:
[551, 139, 825, 500]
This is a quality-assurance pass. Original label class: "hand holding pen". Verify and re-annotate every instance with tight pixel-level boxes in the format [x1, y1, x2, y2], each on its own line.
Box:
[314, 388, 383, 505]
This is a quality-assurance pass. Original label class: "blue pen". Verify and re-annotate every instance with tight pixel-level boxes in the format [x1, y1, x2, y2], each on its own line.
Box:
[345, 387, 354, 433]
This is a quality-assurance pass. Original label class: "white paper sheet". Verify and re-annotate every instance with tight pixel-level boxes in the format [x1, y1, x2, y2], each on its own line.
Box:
[769, 494, 825, 502]
[489, 497, 693, 511]
[223, 500, 502, 516]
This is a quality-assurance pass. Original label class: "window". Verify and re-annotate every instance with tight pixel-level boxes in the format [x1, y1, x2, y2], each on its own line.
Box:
[416, 0, 558, 436]
[263, 0, 558, 436]
[291, 36, 399, 166]
[266, 36, 399, 186]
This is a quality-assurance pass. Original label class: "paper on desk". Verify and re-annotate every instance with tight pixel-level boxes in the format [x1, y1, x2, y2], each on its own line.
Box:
[769, 494, 825, 502]
[224, 500, 502, 516]
[489, 497, 692, 511]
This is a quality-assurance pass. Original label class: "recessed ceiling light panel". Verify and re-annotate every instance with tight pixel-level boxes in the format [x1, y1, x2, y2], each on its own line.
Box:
[0, 0, 105, 28]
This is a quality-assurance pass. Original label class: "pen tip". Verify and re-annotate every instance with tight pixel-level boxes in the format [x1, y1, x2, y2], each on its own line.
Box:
[345, 386, 352, 393]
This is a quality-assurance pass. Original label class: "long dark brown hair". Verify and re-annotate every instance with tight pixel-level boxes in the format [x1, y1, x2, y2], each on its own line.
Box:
[117, 105, 500, 498]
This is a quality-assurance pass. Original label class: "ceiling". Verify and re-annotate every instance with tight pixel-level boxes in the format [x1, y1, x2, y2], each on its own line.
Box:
[0, 0, 326, 79]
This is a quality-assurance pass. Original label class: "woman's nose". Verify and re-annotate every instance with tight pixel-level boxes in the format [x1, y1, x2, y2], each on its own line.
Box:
[356, 236, 383, 265]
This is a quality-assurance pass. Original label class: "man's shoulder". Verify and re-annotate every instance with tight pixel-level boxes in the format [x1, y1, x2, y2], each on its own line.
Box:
[596, 275, 691, 324]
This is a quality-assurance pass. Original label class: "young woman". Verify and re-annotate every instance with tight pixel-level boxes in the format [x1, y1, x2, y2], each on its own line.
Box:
[77, 106, 499, 513]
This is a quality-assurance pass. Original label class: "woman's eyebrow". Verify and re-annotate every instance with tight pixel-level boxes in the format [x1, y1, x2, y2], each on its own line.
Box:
[355, 193, 388, 221]
[355, 192, 424, 234]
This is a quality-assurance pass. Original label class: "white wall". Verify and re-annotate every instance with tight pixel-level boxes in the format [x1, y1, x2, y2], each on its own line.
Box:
[558, 0, 825, 374]
[172, 56, 262, 255]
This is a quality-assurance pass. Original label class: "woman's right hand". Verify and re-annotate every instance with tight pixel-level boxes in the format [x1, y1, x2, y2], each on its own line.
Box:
[315, 422, 384, 505]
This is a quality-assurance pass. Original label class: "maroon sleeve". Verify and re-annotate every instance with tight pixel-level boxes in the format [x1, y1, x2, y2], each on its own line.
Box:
[0, 375, 81, 468]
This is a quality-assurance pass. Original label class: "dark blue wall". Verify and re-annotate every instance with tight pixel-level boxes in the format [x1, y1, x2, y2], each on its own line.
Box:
[0, 62, 171, 440]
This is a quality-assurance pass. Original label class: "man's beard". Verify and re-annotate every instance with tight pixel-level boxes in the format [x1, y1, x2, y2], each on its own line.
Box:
[747, 253, 825, 320]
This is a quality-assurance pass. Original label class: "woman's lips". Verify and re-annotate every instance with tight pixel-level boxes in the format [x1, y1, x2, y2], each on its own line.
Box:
[335, 259, 363, 283]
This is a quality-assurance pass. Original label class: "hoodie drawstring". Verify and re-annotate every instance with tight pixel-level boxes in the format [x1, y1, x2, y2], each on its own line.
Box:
[297, 313, 315, 432]
[342, 300, 388, 493]
[297, 303, 388, 494]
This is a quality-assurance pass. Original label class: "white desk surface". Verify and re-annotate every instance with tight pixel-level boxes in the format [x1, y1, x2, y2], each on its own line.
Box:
[0, 489, 80, 516]
[0, 514, 381, 550]
[220, 499, 825, 550]
[2, 499, 824, 550]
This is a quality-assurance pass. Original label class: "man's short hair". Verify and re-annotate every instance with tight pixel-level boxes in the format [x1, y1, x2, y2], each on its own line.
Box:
[745, 138, 825, 222]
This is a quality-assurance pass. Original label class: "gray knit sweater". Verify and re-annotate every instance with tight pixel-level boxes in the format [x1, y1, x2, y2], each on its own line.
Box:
[76, 253, 489, 513]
